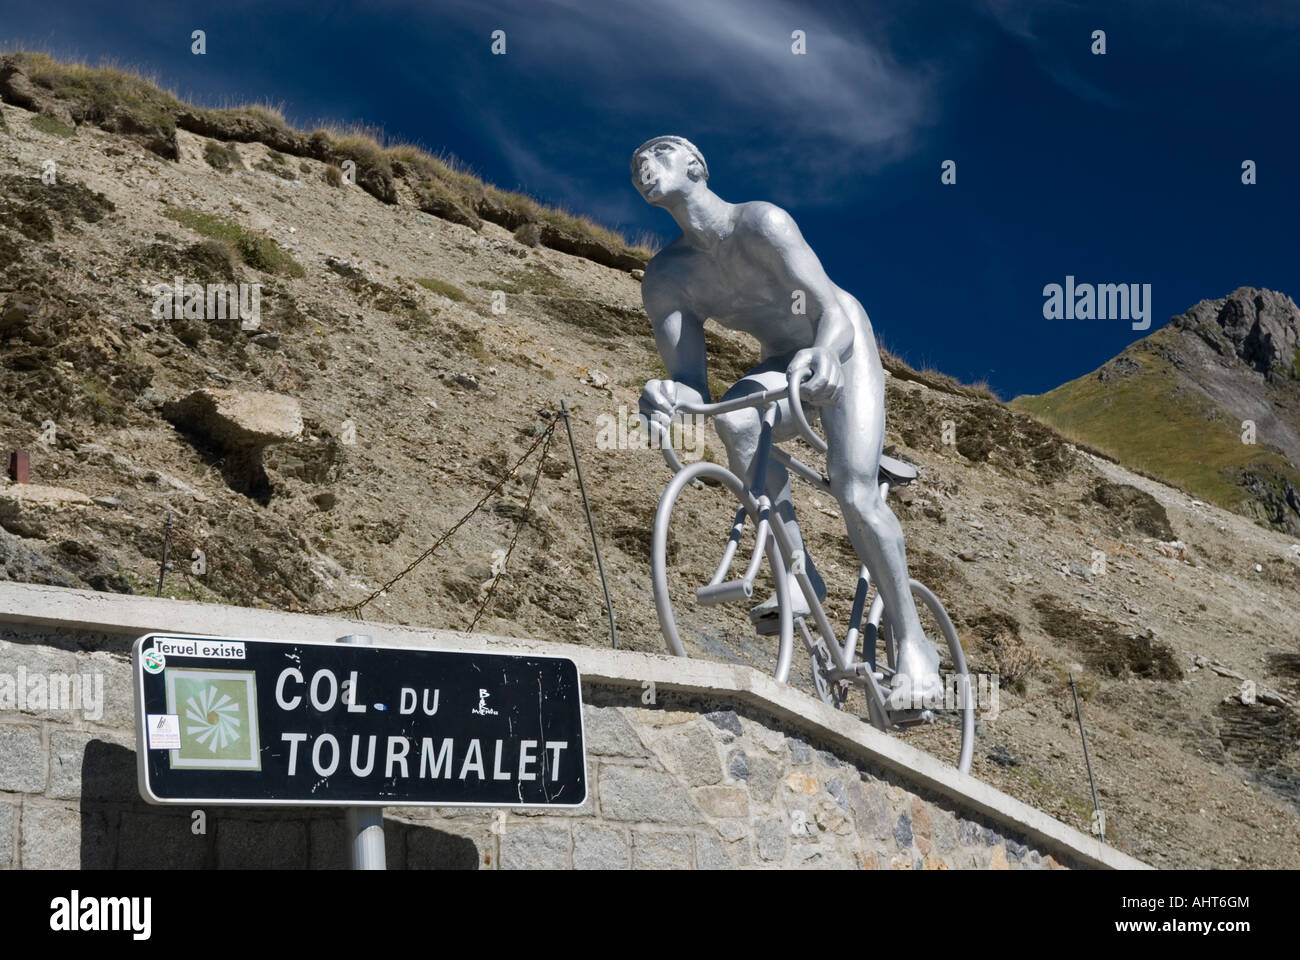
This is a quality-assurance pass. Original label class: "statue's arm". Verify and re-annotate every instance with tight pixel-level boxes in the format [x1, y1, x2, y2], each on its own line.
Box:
[747, 204, 854, 362]
[643, 269, 709, 401]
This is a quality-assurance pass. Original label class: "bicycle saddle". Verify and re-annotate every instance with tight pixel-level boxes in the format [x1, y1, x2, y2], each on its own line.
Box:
[877, 454, 918, 487]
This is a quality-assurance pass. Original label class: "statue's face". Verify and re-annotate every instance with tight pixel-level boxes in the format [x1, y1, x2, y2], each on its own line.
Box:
[632, 140, 696, 204]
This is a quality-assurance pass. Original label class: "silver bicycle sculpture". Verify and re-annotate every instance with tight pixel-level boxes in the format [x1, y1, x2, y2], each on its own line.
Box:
[649, 375, 974, 773]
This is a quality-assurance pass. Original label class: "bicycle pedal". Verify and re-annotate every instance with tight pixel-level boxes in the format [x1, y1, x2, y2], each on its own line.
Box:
[891, 709, 935, 728]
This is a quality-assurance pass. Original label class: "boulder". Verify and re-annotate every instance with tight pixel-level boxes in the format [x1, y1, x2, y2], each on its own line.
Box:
[96, 104, 178, 160]
[0, 484, 94, 507]
[0, 484, 94, 539]
[162, 388, 303, 449]
[162, 389, 303, 499]
[175, 109, 307, 155]
[52, 539, 132, 593]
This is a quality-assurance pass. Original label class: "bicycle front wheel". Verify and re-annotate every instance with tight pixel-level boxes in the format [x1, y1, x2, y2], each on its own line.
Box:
[651, 460, 795, 684]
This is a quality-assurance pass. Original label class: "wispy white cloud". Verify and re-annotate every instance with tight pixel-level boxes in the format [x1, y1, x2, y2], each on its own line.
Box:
[419, 0, 1299, 224]
[431, 0, 940, 210]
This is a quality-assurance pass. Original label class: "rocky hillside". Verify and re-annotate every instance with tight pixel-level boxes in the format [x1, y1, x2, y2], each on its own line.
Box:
[1013, 288, 1300, 536]
[1, 55, 1298, 868]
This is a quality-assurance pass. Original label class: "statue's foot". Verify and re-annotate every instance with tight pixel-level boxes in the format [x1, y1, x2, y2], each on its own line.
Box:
[885, 637, 943, 711]
[749, 572, 826, 635]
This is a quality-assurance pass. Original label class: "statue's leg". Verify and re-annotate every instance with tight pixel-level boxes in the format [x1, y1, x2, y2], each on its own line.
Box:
[714, 358, 826, 616]
[819, 346, 940, 707]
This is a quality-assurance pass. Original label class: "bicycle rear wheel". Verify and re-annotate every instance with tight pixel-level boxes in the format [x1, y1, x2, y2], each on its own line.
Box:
[651, 460, 795, 683]
[878, 580, 975, 774]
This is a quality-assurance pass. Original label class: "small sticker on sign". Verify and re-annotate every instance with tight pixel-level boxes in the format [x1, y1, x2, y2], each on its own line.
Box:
[143, 649, 166, 674]
[147, 714, 181, 749]
[153, 638, 246, 660]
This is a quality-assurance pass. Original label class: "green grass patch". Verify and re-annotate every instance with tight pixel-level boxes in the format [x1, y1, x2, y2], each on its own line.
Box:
[163, 206, 304, 277]
[203, 140, 241, 171]
[80, 376, 117, 411]
[253, 158, 296, 180]
[471, 268, 570, 297]
[30, 114, 76, 137]
[1011, 336, 1296, 509]
[20, 52, 179, 133]
[415, 277, 468, 302]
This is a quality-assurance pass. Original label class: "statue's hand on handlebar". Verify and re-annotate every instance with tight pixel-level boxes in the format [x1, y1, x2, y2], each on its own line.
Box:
[787, 347, 844, 406]
[639, 379, 705, 426]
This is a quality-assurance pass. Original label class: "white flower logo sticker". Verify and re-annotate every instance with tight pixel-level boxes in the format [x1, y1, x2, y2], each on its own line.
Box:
[184, 684, 243, 752]
[165, 668, 261, 770]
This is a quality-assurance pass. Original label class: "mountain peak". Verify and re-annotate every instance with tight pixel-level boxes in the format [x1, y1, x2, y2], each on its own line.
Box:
[1015, 286, 1300, 537]
[1171, 286, 1300, 380]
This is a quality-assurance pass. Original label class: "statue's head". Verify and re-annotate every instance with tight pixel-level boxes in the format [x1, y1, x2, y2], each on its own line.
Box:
[630, 136, 709, 205]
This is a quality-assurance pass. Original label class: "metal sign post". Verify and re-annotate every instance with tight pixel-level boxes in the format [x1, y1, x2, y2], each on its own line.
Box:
[1069, 671, 1105, 843]
[337, 634, 385, 870]
[559, 399, 618, 650]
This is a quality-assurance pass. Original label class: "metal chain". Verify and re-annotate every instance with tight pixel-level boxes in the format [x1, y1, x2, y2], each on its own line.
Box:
[316, 416, 559, 618]
[467, 416, 556, 632]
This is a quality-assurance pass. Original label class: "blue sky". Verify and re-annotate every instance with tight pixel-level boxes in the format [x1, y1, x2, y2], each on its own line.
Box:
[4, 0, 1298, 398]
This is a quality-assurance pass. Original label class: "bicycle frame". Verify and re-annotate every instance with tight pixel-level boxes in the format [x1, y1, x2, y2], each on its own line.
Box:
[651, 379, 907, 731]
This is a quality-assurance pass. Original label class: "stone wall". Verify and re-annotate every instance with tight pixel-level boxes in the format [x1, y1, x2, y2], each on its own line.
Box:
[0, 621, 1084, 869]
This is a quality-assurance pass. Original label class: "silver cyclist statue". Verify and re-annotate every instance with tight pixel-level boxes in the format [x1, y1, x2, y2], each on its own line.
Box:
[632, 134, 941, 709]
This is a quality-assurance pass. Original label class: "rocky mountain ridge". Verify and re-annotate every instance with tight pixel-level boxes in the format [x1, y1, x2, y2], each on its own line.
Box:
[1015, 287, 1300, 536]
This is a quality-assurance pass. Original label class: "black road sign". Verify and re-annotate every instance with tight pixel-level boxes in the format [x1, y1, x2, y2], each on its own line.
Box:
[132, 633, 586, 807]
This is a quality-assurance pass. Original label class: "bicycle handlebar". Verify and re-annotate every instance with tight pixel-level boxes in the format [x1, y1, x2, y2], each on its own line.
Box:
[649, 373, 829, 472]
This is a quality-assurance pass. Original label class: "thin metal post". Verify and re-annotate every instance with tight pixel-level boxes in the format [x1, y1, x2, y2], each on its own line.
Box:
[338, 634, 385, 869]
[1069, 672, 1105, 843]
[559, 400, 618, 649]
[156, 511, 173, 597]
